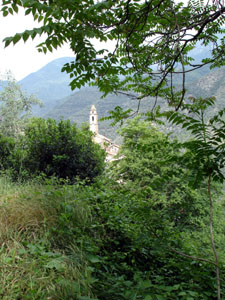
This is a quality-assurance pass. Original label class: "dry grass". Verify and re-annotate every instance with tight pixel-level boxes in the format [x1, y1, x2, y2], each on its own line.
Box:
[0, 183, 57, 245]
[0, 175, 94, 299]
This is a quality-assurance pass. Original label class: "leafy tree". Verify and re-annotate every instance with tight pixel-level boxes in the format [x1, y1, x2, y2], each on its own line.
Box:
[22, 118, 105, 182]
[166, 97, 225, 300]
[112, 117, 211, 231]
[0, 72, 41, 137]
[1, 0, 225, 112]
[109, 116, 225, 300]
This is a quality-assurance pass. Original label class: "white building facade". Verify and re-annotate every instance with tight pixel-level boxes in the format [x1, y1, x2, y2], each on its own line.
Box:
[89, 105, 120, 162]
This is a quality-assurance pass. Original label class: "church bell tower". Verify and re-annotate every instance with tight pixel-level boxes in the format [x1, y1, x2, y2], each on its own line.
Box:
[90, 105, 98, 134]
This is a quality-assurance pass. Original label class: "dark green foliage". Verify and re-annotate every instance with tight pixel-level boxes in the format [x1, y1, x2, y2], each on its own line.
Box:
[0, 134, 15, 170]
[165, 97, 225, 300]
[47, 177, 224, 300]
[41, 112, 224, 299]
[22, 118, 105, 182]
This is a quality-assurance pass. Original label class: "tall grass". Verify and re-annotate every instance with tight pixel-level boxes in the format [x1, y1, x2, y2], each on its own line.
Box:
[0, 175, 94, 300]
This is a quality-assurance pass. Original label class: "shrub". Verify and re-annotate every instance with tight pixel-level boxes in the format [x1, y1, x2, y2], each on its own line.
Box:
[22, 118, 105, 182]
[0, 134, 15, 170]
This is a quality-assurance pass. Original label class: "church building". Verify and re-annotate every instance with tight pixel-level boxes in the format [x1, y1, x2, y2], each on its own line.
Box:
[89, 105, 120, 162]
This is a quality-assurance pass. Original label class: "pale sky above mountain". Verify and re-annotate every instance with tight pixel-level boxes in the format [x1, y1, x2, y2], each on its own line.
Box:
[0, 9, 115, 81]
[0, 11, 74, 81]
[0, 0, 204, 82]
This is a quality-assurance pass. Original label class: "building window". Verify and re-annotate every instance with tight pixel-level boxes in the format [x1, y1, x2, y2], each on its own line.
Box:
[92, 116, 94, 121]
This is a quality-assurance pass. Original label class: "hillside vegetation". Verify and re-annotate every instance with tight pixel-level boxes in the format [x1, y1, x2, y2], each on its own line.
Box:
[1, 1, 225, 298]
[0, 98, 224, 299]
[0, 172, 224, 300]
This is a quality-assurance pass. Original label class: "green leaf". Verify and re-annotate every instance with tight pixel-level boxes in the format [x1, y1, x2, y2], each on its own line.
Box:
[46, 44, 53, 52]
[139, 280, 152, 289]
[12, 34, 21, 45]
[25, 8, 31, 15]
[8, 7, 13, 15]
[45, 258, 66, 271]
[3, 38, 12, 48]
[144, 296, 153, 300]
[87, 255, 101, 263]
[3, 10, 8, 17]
[22, 32, 29, 42]
[156, 295, 166, 300]
[12, 4, 18, 13]
[178, 291, 187, 296]
[38, 15, 43, 22]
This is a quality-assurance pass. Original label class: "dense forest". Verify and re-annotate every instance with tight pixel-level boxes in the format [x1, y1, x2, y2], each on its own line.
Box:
[1, 0, 225, 299]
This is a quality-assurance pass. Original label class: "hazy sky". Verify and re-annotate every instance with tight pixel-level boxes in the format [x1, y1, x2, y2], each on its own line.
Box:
[0, 11, 74, 81]
[0, 0, 195, 81]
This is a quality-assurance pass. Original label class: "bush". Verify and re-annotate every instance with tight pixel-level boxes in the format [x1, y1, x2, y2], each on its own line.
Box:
[0, 134, 15, 170]
[21, 118, 105, 182]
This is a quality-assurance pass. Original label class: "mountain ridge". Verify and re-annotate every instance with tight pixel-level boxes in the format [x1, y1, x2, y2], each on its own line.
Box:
[4, 50, 222, 141]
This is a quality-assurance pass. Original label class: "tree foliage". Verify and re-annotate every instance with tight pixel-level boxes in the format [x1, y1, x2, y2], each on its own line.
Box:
[166, 97, 225, 182]
[109, 113, 224, 300]
[165, 97, 225, 299]
[1, 0, 225, 112]
[0, 134, 16, 170]
[0, 72, 41, 137]
[22, 118, 106, 182]
[112, 118, 211, 231]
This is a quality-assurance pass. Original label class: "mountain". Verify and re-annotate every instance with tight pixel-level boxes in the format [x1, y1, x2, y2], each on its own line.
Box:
[45, 65, 225, 142]
[16, 40, 215, 115]
[186, 66, 225, 112]
[19, 57, 75, 116]
[10, 43, 223, 142]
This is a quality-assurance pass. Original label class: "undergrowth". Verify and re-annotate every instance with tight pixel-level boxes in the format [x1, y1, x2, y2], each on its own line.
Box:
[0, 174, 224, 300]
[0, 175, 94, 300]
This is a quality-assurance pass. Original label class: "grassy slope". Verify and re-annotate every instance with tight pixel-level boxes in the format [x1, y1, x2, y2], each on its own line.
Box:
[0, 176, 93, 300]
[0, 173, 225, 300]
